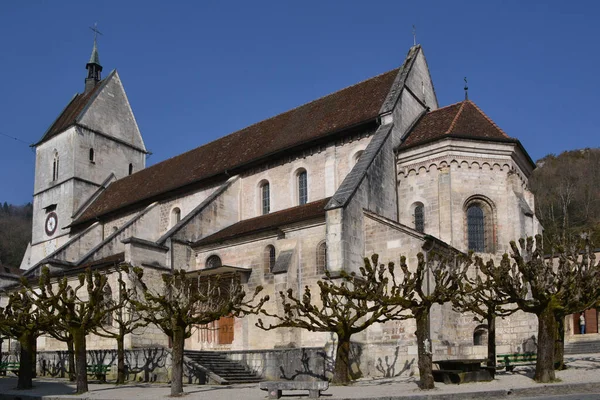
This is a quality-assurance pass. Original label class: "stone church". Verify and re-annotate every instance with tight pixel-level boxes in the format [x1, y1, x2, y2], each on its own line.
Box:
[15, 38, 549, 377]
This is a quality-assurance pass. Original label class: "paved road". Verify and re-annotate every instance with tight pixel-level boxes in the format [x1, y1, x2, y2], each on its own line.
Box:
[517, 395, 600, 400]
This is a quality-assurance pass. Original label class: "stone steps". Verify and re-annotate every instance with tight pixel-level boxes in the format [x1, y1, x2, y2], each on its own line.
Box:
[565, 339, 600, 355]
[184, 351, 262, 384]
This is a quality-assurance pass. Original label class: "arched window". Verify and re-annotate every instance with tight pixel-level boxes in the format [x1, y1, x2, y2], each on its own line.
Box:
[473, 325, 488, 346]
[128, 163, 133, 175]
[260, 181, 270, 215]
[264, 245, 276, 274]
[297, 169, 308, 206]
[52, 152, 59, 181]
[465, 196, 495, 253]
[353, 150, 364, 165]
[467, 205, 485, 252]
[171, 207, 181, 227]
[206, 255, 222, 269]
[102, 285, 113, 326]
[316, 241, 327, 275]
[414, 204, 424, 233]
[89, 148, 95, 163]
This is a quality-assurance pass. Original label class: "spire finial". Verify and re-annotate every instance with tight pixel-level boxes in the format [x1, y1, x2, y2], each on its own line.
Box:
[464, 77, 469, 101]
[85, 23, 103, 93]
[412, 25, 417, 46]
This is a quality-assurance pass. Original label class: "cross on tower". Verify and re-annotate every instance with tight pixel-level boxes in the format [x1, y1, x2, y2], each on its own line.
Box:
[464, 77, 469, 100]
[89, 23, 103, 41]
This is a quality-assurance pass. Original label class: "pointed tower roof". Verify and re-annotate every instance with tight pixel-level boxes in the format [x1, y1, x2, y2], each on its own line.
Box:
[88, 38, 101, 65]
[400, 100, 511, 149]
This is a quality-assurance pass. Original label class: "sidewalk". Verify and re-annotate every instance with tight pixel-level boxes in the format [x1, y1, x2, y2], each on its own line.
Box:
[1, 354, 599, 400]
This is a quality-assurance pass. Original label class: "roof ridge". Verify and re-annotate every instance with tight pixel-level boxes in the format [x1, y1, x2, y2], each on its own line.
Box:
[211, 67, 400, 141]
[445, 100, 466, 134]
[120, 69, 401, 180]
[427, 100, 464, 114]
[465, 100, 510, 138]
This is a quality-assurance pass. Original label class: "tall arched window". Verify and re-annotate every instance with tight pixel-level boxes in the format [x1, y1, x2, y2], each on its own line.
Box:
[414, 204, 424, 233]
[467, 205, 485, 252]
[206, 255, 222, 269]
[128, 163, 133, 175]
[102, 285, 113, 326]
[264, 245, 276, 274]
[89, 148, 95, 163]
[297, 169, 308, 205]
[316, 241, 327, 275]
[171, 207, 181, 227]
[260, 181, 270, 215]
[52, 152, 59, 181]
[353, 150, 364, 165]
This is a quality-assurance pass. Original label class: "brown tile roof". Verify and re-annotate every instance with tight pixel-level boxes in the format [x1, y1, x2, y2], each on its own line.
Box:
[36, 81, 104, 145]
[400, 100, 511, 149]
[193, 198, 330, 247]
[74, 69, 399, 225]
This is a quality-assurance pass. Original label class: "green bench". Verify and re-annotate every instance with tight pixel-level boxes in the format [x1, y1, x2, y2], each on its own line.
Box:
[86, 364, 111, 381]
[0, 362, 20, 375]
[497, 353, 537, 372]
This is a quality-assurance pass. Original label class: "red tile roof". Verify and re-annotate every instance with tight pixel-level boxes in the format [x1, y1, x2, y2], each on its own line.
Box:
[193, 198, 330, 247]
[400, 100, 511, 148]
[36, 83, 104, 145]
[74, 69, 399, 225]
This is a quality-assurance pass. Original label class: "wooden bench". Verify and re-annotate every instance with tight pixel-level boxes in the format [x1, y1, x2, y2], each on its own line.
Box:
[86, 364, 111, 381]
[259, 380, 329, 399]
[0, 362, 20, 375]
[497, 353, 537, 372]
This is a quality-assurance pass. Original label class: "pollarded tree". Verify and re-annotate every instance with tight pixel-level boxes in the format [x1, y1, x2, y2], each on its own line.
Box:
[0, 289, 53, 389]
[493, 236, 600, 382]
[452, 256, 517, 367]
[126, 267, 267, 397]
[25, 266, 117, 394]
[256, 254, 411, 385]
[92, 269, 148, 384]
[382, 248, 468, 389]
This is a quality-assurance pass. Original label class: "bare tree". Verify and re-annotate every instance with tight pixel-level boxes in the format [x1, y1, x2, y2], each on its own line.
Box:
[25, 266, 116, 393]
[492, 236, 600, 382]
[92, 269, 148, 384]
[257, 255, 410, 385]
[0, 289, 51, 389]
[452, 256, 517, 367]
[382, 249, 467, 389]
[127, 267, 267, 396]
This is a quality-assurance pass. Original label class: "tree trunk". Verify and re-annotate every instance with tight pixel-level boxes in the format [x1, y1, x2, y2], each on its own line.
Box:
[487, 313, 496, 368]
[535, 306, 557, 382]
[16, 332, 35, 389]
[170, 328, 186, 396]
[116, 333, 126, 384]
[67, 339, 76, 381]
[73, 329, 89, 393]
[415, 309, 434, 390]
[554, 314, 566, 370]
[332, 334, 351, 384]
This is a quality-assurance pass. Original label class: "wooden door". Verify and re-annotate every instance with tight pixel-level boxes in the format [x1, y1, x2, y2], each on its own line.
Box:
[218, 316, 234, 344]
[574, 309, 598, 334]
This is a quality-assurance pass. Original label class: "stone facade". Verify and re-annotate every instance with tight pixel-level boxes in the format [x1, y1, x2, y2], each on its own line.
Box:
[12, 43, 548, 380]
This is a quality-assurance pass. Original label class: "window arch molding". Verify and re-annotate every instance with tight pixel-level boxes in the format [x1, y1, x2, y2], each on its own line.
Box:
[293, 167, 308, 206]
[263, 245, 276, 275]
[473, 324, 488, 346]
[257, 179, 271, 215]
[350, 148, 366, 167]
[170, 206, 181, 227]
[463, 195, 496, 253]
[52, 150, 60, 181]
[205, 255, 222, 269]
[410, 201, 425, 233]
[316, 240, 327, 275]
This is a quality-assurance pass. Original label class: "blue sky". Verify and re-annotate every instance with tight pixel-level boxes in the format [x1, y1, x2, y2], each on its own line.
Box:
[1, 1, 598, 205]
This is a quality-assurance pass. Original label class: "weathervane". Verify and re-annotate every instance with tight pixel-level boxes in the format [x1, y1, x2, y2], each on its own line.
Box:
[464, 77, 469, 100]
[89, 22, 103, 41]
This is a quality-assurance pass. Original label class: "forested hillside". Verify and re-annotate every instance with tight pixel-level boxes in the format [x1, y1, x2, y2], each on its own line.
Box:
[0, 202, 32, 268]
[530, 148, 600, 251]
